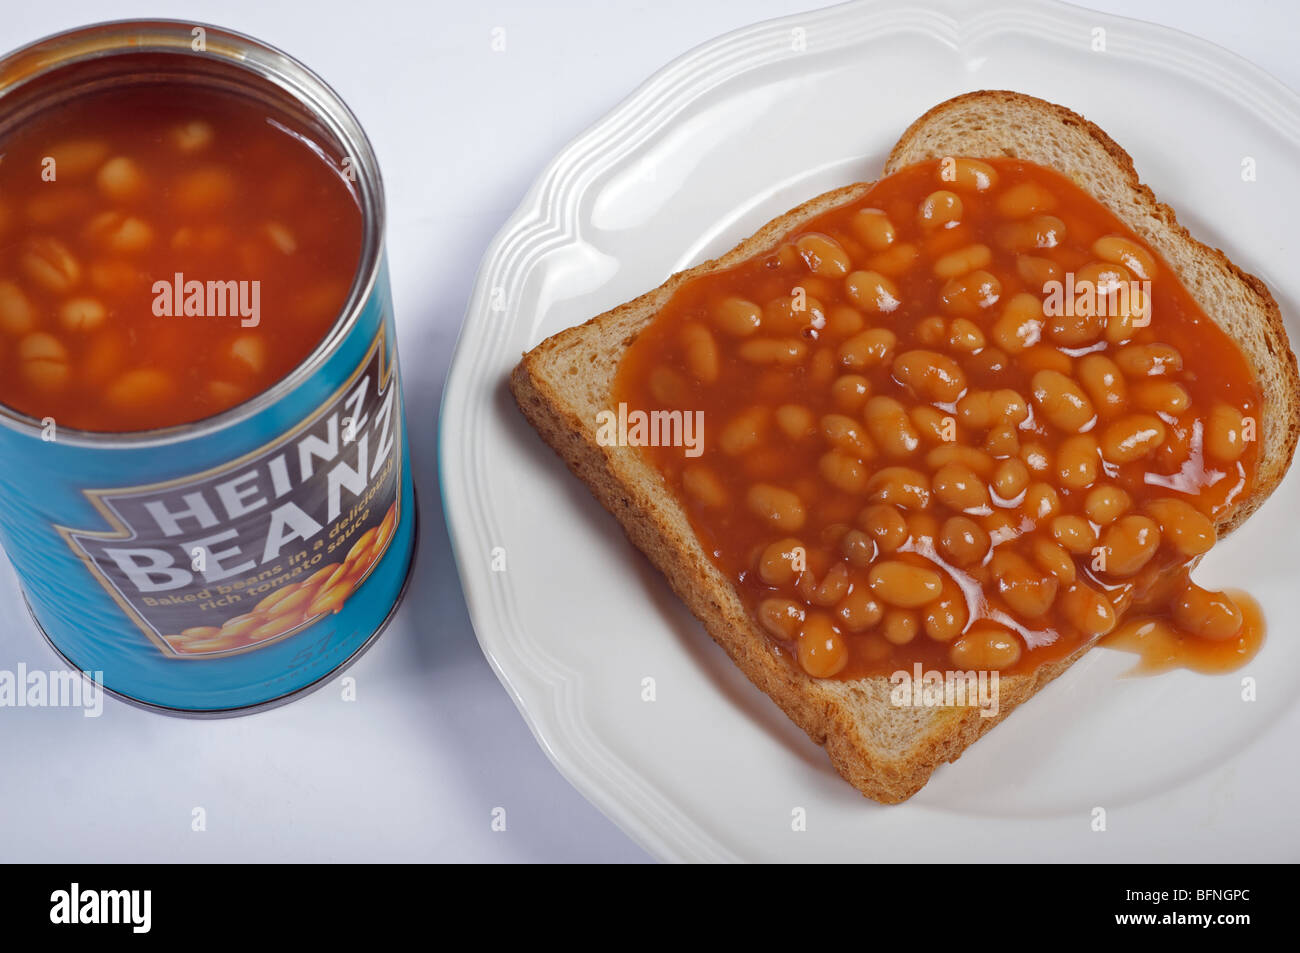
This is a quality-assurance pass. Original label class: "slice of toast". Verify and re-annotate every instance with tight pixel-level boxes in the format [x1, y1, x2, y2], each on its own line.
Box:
[510, 91, 1300, 803]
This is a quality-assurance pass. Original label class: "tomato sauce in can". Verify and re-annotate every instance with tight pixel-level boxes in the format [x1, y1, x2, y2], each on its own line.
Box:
[0, 21, 416, 713]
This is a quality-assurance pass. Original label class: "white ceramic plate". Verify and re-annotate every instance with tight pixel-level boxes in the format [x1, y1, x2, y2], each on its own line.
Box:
[441, 0, 1300, 862]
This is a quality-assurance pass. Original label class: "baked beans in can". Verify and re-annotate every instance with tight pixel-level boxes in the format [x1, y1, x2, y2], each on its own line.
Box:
[0, 21, 416, 713]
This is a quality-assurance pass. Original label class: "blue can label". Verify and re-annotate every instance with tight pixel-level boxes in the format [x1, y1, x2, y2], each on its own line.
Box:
[0, 255, 414, 713]
[57, 329, 403, 661]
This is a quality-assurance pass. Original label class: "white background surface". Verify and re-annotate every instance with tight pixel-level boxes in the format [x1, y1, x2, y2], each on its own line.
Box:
[0, 0, 1295, 863]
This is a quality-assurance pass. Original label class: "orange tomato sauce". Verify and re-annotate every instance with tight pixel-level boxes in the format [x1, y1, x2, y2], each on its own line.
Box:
[615, 158, 1264, 679]
[0, 83, 362, 432]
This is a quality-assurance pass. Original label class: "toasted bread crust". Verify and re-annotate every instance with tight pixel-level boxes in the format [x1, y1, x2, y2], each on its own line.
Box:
[511, 92, 1298, 803]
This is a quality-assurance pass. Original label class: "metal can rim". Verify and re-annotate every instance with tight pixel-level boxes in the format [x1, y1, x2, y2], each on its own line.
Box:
[0, 18, 387, 449]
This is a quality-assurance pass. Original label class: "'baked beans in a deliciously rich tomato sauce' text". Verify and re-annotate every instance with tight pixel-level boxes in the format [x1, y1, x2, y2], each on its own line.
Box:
[616, 157, 1264, 681]
[0, 22, 415, 713]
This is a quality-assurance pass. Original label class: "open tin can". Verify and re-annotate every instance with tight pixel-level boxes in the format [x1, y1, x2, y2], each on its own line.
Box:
[0, 21, 416, 714]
